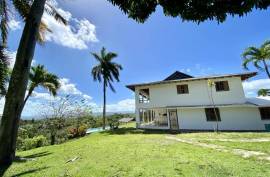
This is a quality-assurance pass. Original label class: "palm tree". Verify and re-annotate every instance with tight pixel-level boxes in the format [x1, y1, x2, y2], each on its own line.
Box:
[91, 47, 122, 130]
[23, 64, 60, 108]
[242, 40, 270, 78]
[258, 89, 270, 97]
[0, 0, 66, 166]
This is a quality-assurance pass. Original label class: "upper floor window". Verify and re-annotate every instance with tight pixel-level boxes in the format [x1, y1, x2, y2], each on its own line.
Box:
[205, 108, 221, 121]
[139, 88, 150, 103]
[215, 81, 229, 92]
[177, 84, 189, 94]
[259, 107, 270, 120]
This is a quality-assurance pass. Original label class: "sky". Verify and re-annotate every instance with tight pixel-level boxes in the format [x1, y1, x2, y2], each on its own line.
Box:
[1, 0, 270, 118]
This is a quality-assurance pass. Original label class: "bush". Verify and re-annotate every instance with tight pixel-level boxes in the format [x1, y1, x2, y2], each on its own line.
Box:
[68, 124, 87, 139]
[20, 135, 48, 151]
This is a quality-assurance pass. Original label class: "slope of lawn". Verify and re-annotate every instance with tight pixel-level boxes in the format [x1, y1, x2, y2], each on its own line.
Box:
[3, 124, 270, 177]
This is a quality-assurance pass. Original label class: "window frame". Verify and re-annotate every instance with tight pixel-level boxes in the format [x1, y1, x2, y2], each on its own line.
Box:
[205, 108, 221, 122]
[215, 81, 230, 92]
[259, 107, 270, 120]
[176, 84, 189, 94]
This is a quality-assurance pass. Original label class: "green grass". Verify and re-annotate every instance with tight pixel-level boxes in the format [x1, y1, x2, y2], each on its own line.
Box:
[3, 125, 270, 177]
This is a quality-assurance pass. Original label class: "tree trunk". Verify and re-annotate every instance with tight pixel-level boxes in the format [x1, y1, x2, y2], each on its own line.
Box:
[22, 86, 35, 110]
[51, 134, 56, 145]
[102, 80, 106, 130]
[263, 60, 270, 79]
[0, 0, 46, 166]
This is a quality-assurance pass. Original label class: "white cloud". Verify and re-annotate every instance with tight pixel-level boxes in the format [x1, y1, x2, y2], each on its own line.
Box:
[8, 19, 21, 31]
[92, 99, 135, 113]
[107, 99, 135, 112]
[243, 79, 270, 97]
[83, 94, 92, 100]
[32, 91, 56, 101]
[59, 78, 82, 95]
[43, 2, 98, 50]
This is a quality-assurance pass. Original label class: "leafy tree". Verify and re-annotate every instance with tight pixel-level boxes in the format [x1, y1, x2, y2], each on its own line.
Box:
[107, 0, 270, 23]
[23, 64, 60, 107]
[91, 47, 122, 129]
[242, 40, 270, 78]
[0, 0, 66, 166]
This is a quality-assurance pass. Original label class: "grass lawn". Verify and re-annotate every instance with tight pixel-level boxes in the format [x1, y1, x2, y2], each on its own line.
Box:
[3, 124, 270, 177]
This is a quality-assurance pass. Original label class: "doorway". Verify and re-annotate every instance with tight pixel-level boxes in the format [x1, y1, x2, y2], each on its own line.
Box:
[168, 109, 179, 130]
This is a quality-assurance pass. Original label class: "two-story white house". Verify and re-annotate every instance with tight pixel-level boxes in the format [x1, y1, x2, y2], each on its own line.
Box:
[127, 71, 270, 131]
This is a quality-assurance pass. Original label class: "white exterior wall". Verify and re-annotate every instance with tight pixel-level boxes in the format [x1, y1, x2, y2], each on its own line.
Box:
[134, 76, 270, 131]
[135, 77, 246, 109]
[178, 107, 270, 131]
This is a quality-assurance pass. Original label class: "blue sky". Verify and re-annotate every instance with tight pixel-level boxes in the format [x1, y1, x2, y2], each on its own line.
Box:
[2, 0, 270, 117]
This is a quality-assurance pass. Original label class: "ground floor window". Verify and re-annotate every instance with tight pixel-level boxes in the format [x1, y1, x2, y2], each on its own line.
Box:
[259, 107, 270, 120]
[139, 108, 168, 127]
[205, 108, 221, 121]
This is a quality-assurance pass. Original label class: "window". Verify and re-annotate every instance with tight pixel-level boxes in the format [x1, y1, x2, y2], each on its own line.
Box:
[177, 84, 189, 94]
[259, 107, 270, 120]
[215, 81, 229, 91]
[205, 108, 221, 121]
[139, 88, 150, 103]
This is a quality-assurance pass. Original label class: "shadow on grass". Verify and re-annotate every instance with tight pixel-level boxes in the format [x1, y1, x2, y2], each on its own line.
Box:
[14, 151, 52, 163]
[101, 127, 171, 135]
[10, 166, 49, 177]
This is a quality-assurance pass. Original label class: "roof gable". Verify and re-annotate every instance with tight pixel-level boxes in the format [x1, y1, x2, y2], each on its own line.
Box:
[164, 71, 193, 81]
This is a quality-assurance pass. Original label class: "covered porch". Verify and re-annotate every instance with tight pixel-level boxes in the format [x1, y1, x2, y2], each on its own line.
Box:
[138, 108, 179, 130]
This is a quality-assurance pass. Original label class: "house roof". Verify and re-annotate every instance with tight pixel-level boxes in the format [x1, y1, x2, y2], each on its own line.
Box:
[126, 71, 257, 91]
[246, 97, 270, 107]
[118, 117, 135, 123]
[164, 71, 193, 81]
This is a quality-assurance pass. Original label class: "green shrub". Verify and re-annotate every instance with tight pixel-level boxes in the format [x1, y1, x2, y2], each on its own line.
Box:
[20, 135, 48, 150]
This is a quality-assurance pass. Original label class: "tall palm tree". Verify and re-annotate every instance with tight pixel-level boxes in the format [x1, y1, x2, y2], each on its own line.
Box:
[91, 47, 122, 130]
[242, 40, 270, 78]
[0, 0, 66, 166]
[23, 64, 60, 107]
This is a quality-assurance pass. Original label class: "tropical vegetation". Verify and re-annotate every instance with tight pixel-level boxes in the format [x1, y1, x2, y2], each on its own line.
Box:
[242, 40, 270, 96]
[91, 47, 123, 129]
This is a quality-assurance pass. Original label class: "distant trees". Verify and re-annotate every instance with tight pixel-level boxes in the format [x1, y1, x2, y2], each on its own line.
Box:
[40, 95, 92, 144]
[242, 40, 270, 96]
[91, 47, 122, 130]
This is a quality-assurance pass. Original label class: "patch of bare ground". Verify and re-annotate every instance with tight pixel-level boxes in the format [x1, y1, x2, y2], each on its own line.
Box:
[166, 136, 270, 161]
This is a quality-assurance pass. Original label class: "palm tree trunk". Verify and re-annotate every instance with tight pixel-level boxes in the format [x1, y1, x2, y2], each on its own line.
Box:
[103, 80, 106, 130]
[0, 0, 46, 166]
[23, 87, 34, 109]
[263, 60, 270, 79]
